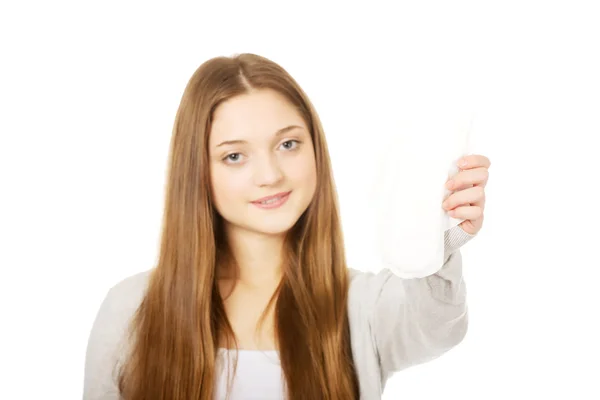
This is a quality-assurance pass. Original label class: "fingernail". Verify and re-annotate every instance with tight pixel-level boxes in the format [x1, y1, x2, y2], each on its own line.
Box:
[459, 159, 468, 167]
[446, 180, 454, 189]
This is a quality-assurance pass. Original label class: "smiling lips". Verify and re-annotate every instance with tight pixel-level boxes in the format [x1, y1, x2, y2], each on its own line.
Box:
[251, 191, 292, 209]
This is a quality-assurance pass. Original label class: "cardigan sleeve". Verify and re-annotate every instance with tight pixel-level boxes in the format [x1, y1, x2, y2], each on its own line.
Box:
[370, 225, 475, 381]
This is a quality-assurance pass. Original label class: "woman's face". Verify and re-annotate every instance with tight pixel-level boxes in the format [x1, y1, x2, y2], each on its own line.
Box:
[208, 89, 317, 238]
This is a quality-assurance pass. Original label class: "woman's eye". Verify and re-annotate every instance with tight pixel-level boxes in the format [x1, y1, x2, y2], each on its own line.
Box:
[223, 153, 242, 163]
[281, 140, 299, 150]
[222, 141, 299, 164]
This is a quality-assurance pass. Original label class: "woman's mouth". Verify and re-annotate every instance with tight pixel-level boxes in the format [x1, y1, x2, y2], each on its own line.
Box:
[251, 191, 292, 209]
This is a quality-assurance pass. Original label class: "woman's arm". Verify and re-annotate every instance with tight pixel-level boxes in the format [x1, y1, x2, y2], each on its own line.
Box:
[370, 225, 475, 380]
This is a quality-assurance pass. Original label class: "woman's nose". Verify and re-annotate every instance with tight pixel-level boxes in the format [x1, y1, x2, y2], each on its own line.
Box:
[253, 154, 283, 186]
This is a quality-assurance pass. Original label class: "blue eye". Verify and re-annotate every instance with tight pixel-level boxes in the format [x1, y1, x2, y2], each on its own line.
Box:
[223, 153, 242, 163]
[281, 140, 300, 150]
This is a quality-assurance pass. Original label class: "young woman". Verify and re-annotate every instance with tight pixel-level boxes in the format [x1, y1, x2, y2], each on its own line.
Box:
[83, 53, 490, 400]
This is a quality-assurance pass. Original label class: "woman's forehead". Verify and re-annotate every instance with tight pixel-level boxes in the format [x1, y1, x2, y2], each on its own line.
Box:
[210, 92, 307, 147]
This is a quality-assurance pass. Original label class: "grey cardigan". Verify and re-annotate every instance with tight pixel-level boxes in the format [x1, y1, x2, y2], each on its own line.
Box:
[83, 225, 475, 399]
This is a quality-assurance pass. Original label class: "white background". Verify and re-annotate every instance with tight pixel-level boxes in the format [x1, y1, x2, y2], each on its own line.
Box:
[1, 1, 599, 399]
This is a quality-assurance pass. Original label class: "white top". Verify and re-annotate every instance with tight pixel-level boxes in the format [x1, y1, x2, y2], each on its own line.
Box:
[215, 348, 284, 399]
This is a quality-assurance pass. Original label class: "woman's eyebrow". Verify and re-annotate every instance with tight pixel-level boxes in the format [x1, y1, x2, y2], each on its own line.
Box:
[216, 125, 304, 148]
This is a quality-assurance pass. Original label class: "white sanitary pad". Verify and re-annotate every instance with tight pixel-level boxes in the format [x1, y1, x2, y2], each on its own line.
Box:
[369, 108, 474, 278]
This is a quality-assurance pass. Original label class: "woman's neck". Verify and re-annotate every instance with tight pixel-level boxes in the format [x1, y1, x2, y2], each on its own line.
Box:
[222, 226, 285, 287]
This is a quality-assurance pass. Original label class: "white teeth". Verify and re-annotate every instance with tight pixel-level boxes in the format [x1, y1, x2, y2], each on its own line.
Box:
[260, 196, 281, 205]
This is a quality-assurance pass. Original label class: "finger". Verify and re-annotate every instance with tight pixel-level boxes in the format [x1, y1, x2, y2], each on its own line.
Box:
[458, 154, 491, 170]
[460, 190, 486, 210]
[448, 205, 484, 220]
[442, 186, 485, 211]
[446, 167, 489, 190]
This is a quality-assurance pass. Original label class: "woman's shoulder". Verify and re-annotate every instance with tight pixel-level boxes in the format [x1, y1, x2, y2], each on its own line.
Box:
[89, 268, 154, 337]
[347, 267, 388, 293]
[347, 266, 387, 299]
[346, 267, 391, 323]
[88, 269, 154, 347]
[99, 269, 154, 325]
[107, 268, 153, 303]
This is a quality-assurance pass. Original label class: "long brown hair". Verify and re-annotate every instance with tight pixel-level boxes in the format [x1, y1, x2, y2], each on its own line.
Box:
[117, 53, 360, 399]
